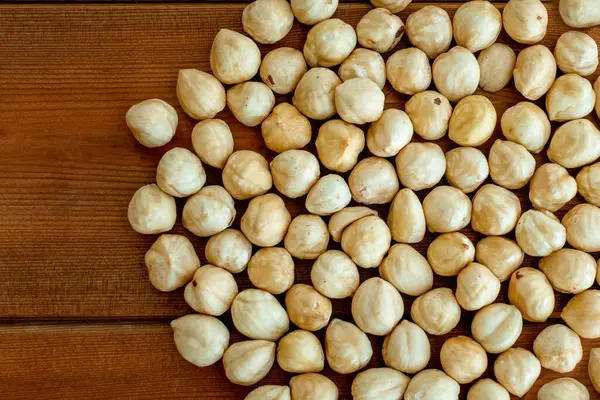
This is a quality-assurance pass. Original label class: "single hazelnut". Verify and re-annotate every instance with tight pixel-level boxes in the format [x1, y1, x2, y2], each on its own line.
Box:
[311, 250, 359, 299]
[433, 47, 480, 103]
[156, 147, 206, 197]
[270, 150, 320, 199]
[555, 31, 598, 76]
[227, 82, 275, 127]
[241, 193, 291, 247]
[370, 0, 411, 13]
[351, 277, 404, 335]
[223, 340, 276, 386]
[404, 369, 460, 400]
[467, 379, 510, 400]
[242, 0, 294, 44]
[145, 234, 200, 292]
[349, 157, 399, 205]
[247, 247, 295, 295]
[423, 186, 472, 233]
[231, 289, 289, 340]
[328, 206, 378, 242]
[289, 373, 338, 400]
[475, 237, 524, 282]
[562, 290, 600, 339]
[440, 336, 488, 384]
[427, 232, 475, 276]
[448, 95, 496, 146]
[453, 1, 502, 53]
[456, 263, 501, 311]
[341, 215, 391, 268]
[577, 162, 600, 207]
[515, 209, 566, 257]
[210, 29, 261, 85]
[547, 119, 600, 169]
[387, 188, 426, 244]
[411, 288, 461, 335]
[356, 8, 404, 53]
[285, 284, 332, 331]
[502, 0, 548, 44]
[489, 139, 536, 190]
[290, 0, 338, 25]
[277, 330, 324, 373]
[366, 108, 413, 158]
[305, 174, 352, 216]
[171, 314, 229, 367]
[244, 386, 291, 400]
[500, 102, 551, 153]
[222, 150, 272, 200]
[533, 324, 583, 373]
[261, 103, 312, 153]
[471, 303, 523, 354]
[128, 184, 176, 234]
[589, 348, 600, 393]
[395, 142, 446, 191]
[493, 348, 541, 397]
[260, 48, 307, 95]
[478, 43, 517, 93]
[304, 18, 356, 67]
[351, 368, 410, 400]
[126, 99, 177, 148]
[325, 319, 373, 374]
[176, 69, 225, 120]
[559, 0, 600, 28]
[380, 243, 433, 297]
[386, 47, 431, 95]
[513, 45, 557, 101]
[339, 48, 386, 89]
[293, 68, 341, 120]
[406, 6, 452, 59]
[184, 265, 238, 316]
[471, 184, 521, 236]
[405, 90, 453, 140]
[383, 320, 430, 374]
[191, 119, 234, 169]
[284, 214, 329, 260]
[315, 119, 365, 173]
[182, 185, 235, 237]
[562, 203, 600, 252]
[445, 147, 489, 193]
[335, 78, 385, 124]
[529, 163, 577, 212]
[508, 267, 555, 322]
[205, 229, 252, 274]
[546, 73, 596, 122]
[538, 378, 590, 400]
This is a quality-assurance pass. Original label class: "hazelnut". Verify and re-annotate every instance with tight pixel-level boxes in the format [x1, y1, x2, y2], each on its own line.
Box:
[270, 150, 320, 199]
[467, 379, 510, 400]
[227, 82, 275, 127]
[433, 47, 480, 103]
[423, 186, 472, 233]
[366, 109, 413, 157]
[395, 142, 446, 191]
[223, 340, 275, 386]
[478, 43, 517, 93]
[222, 150, 272, 200]
[448, 95, 496, 146]
[242, 0, 293, 44]
[404, 369, 460, 400]
[529, 163, 577, 212]
[260, 48, 307, 94]
[555, 31, 598, 76]
[245, 386, 291, 400]
[351, 368, 410, 400]
[562, 203, 600, 252]
[304, 19, 356, 67]
[351, 277, 404, 336]
[405, 90, 452, 140]
[182, 185, 235, 237]
[128, 184, 176, 234]
[493, 348, 541, 397]
[538, 378, 590, 400]
[406, 6, 452, 58]
[205, 229, 252, 274]
[277, 330, 324, 373]
[445, 147, 489, 193]
[380, 243, 433, 297]
[427, 232, 475, 276]
[589, 348, 600, 393]
[126, 99, 177, 148]
[562, 290, 600, 339]
[471, 303, 523, 354]
[293, 68, 341, 120]
[289, 373, 338, 400]
[145, 234, 200, 292]
[261, 103, 312, 153]
[184, 265, 238, 316]
[411, 288, 461, 335]
[356, 8, 404, 54]
[305, 174, 352, 216]
[547, 119, 600, 169]
[456, 263, 501, 311]
[210, 29, 261, 85]
[533, 324, 583, 373]
[284, 214, 329, 260]
[502, 0, 547, 44]
[559, 0, 600, 28]
[247, 247, 295, 295]
[191, 119, 234, 169]
[489, 139, 536, 190]
[156, 147, 206, 198]
[546, 73, 596, 122]
[508, 267, 555, 322]
[315, 119, 365, 173]
[325, 319, 373, 374]
[311, 250, 359, 299]
[440, 336, 488, 384]
[335, 78, 385, 124]
[471, 184, 521, 235]
[386, 47, 431, 95]
[328, 206, 378, 242]
[475, 237, 524, 282]
[231, 289, 289, 340]
[349, 157, 399, 205]
[513, 44, 557, 100]
[176, 69, 225, 120]
[577, 162, 600, 206]
[383, 320, 430, 374]
[500, 102, 551, 153]
[341, 215, 391, 268]
[453, 0, 502, 53]
[370, 0, 411, 13]
[290, 0, 338, 25]
[241, 193, 291, 247]
[171, 314, 229, 367]
[339, 48, 386, 89]
[515, 209, 566, 257]
[286, 284, 332, 331]
[387, 188, 426, 244]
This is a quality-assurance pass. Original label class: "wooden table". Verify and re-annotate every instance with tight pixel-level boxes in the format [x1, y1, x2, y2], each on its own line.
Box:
[1, 0, 599, 399]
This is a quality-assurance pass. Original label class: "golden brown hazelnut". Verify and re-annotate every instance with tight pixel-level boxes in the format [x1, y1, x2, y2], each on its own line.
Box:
[406, 6, 452, 59]
[471, 303, 523, 354]
[304, 19, 356, 68]
[184, 265, 238, 316]
[316, 119, 365, 173]
[182, 185, 235, 237]
[387, 188, 426, 244]
[241, 193, 291, 247]
[515, 209, 566, 257]
[289, 373, 338, 400]
[261, 103, 312, 154]
[356, 8, 404, 54]
[286, 284, 332, 331]
[311, 250, 359, 299]
[453, 0, 502, 53]
[529, 163, 577, 212]
[349, 157, 399, 205]
[367, 109, 413, 157]
[339, 48, 386, 89]
[351, 277, 404, 336]
[247, 247, 294, 295]
[244, 386, 290, 400]
[478, 43, 517, 93]
[325, 318, 373, 374]
[291, 0, 338, 25]
[335, 78, 385, 124]
[448, 95, 496, 146]
[440, 336, 488, 384]
[176, 69, 225, 120]
[538, 378, 590, 400]
[493, 348, 541, 397]
[502, 0, 547, 44]
[293, 68, 341, 120]
[475, 237, 524, 282]
[555, 31, 599, 76]
[210, 29, 261, 85]
[471, 184, 521, 236]
[351, 368, 410, 400]
[546, 73, 596, 122]
[223, 340, 276, 386]
[411, 288, 461, 335]
[284, 214, 329, 260]
[277, 330, 324, 373]
[145, 234, 200, 292]
[562, 203, 600, 252]
[533, 324, 583, 373]
[562, 290, 600, 339]
[404, 369, 460, 400]
[467, 379, 510, 400]
[156, 147, 206, 198]
[305, 174, 352, 216]
[222, 150, 272, 200]
[171, 314, 229, 367]
[128, 184, 176, 235]
[508, 267, 555, 322]
[270, 150, 320, 199]
[547, 119, 600, 169]
[380, 243, 433, 297]
[445, 147, 489, 194]
[341, 215, 391, 268]
[433, 47, 480, 103]
[126, 99, 178, 148]
[205, 229, 252, 274]
[260, 48, 307, 95]
[513, 44, 556, 101]
[395, 142, 446, 191]
[489, 139, 536, 190]
[231, 289, 290, 340]
[423, 186, 472, 233]
[500, 102, 551, 154]
[405, 90, 453, 140]
[191, 119, 234, 169]
[386, 47, 431, 95]
[227, 82, 275, 127]
[427, 232, 475, 277]
[456, 263, 501, 311]
[577, 162, 600, 206]
[242, 0, 294, 44]
[559, 0, 600, 28]
[383, 320, 430, 374]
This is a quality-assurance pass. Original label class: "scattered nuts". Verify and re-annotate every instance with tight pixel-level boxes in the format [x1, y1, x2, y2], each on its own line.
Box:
[210, 29, 261, 85]
[546, 73, 596, 121]
[453, 1, 502, 53]
[335, 78, 385, 124]
[304, 19, 356, 67]
[445, 147, 489, 194]
[387, 188, 426, 244]
[247, 247, 295, 295]
[513, 44, 557, 100]
[423, 186, 472, 233]
[533, 324, 583, 373]
[472, 303, 523, 354]
[489, 139, 536, 190]
[182, 185, 235, 237]
[341, 215, 391, 268]
[366, 108, 413, 158]
[241, 193, 291, 247]
[590, 348, 600, 393]
[244, 386, 291, 400]
[222, 150, 272, 200]
[328, 206, 378, 242]
[352, 277, 404, 335]
[555, 31, 599, 76]
[356, 8, 404, 53]
[562, 290, 600, 339]
[325, 318, 373, 374]
[305, 174, 352, 216]
[467, 379, 510, 400]
[351, 368, 410, 400]
[126, 99, 178, 148]
[290, 0, 338, 25]
[191, 119, 234, 169]
[231, 289, 290, 340]
[284, 214, 329, 260]
[380, 243, 433, 297]
[261, 103, 312, 153]
[577, 162, 600, 206]
[448, 95, 496, 146]
[478, 43, 517, 92]
[145, 234, 200, 292]
[184, 265, 238, 316]
[515, 209, 566, 257]
[177, 69, 225, 120]
[406, 6, 452, 59]
[156, 147, 206, 197]
[471, 184, 521, 235]
[293, 67, 341, 120]
[289, 373, 338, 400]
[270, 150, 320, 199]
[171, 314, 229, 367]
[404, 369, 460, 400]
[311, 250, 360, 299]
[405, 90, 452, 140]
[538, 378, 590, 400]
[500, 102, 551, 153]
[395, 142, 446, 191]
[562, 203, 600, 252]
[128, 184, 176, 234]
[349, 157, 399, 205]
[286, 284, 332, 331]
[315, 119, 365, 173]
[339, 48, 386, 89]
[205, 229, 252, 274]
[456, 263, 501, 311]
[242, 0, 294, 44]
[503, 0, 548, 44]
[223, 340, 276, 386]
[547, 119, 600, 168]
[277, 330, 324, 373]
[508, 267, 555, 322]
[411, 287, 461, 335]
[529, 163, 577, 212]
[386, 47, 431, 95]
[260, 48, 307, 94]
[493, 348, 541, 397]
[227, 82, 275, 127]
[427, 232, 475, 276]
[440, 335, 488, 384]
[475, 237, 524, 282]
[383, 320, 430, 374]
[433, 47, 480, 103]
[559, 0, 600, 28]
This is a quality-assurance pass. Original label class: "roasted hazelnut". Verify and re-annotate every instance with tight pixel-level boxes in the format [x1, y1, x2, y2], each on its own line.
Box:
[411, 288, 461, 335]
[538, 378, 590, 400]
[182, 185, 235, 237]
[448, 95, 496, 146]
[589, 347, 600, 393]
[475, 237, 524, 282]
[533, 324, 583, 373]
[241, 193, 291, 247]
[502, 0, 548, 44]
[423, 186, 472, 233]
[406, 6, 453, 59]
[386, 47, 431, 95]
[270, 150, 320, 199]
[304, 19, 356, 67]
[316, 119, 365, 173]
[395, 142, 446, 191]
[227, 82, 275, 127]
[341, 215, 391, 268]
[171, 314, 229, 367]
[546, 73, 596, 122]
[427, 232, 475, 277]
[405, 90, 453, 140]
[184, 265, 238, 316]
[366, 108, 413, 158]
[515, 209, 566, 257]
[328, 206, 377, 242]
[493, 348, 541, 397]
[471, 184, 521, 236]
[351, 368, 410, 400]
[284, 214, 329, 260]
[404, 369, 460, 400]
[156, 147, 206, 197]
[508, 267, 555, 322]
[513, 44, 557, 100]
[293, 68, 341, 120]
[478, 43, 517, 93]
[559, 0, 600, 28]
[380, 243, 433, 297]
[126, 99, 178, 148]
[489, 139, 536, 190]
[261, 103, 312, 153]
[305, 174, 352, 216]
[335, 78, 385, 124]
[356, 8, 404, 54]
[231, 289, 289, 340]
[244, 386, 290, 400]
[247, 247, 295, 295]
[260, 48, 307, 94]
[467, 379, 510, 400]
[325, 318, 373, 374]
[145, 234, 200, 292]
[210, 29, 261, 85]
[349, 157, 399, 205]
[128, 184, 176, 234]
[223, 340, 276, 386]
[383, 320, 431, 374]
[277, 330, 324, 373]
[440, 336, 488, 384]
[205, 229, 252, 274]
[562, 203, 600, 252]
[352, 277, 404, 336]
[555, 31, 599, 76]
[445, 147, 489, 194]
[529, 163, 577, 212]
[286, 284, 332, 331]
[191, 119, 234, 169]
[500, 102, 551, 153]
[177, 69, 225, 120]
[289, 373, 338, 400]
[339, 48, 386, 89]
[387, 188, 426, 244]
[547, 119, 600, 169]
[433, 47, 480, 103]
[456, 263, 501, 311]
[453, 0, 502, 53]
[577, 162, 600, 206]
[290, 0, 337, 25]
[311, 250, 359, 299]
[242, 0, 294, 44]
[222, 150, 272, 200]
[472, 303, 523, 354]
[562, 290, 600, 339]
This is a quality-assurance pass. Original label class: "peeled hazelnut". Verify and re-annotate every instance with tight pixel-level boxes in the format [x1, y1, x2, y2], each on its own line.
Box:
[284, 214, 329, 260]
[145, 234, 200, 292]
[261, 103, 312, 153]
[356, 8, 404, 54]
[380, 244, 433, 297]
[406, 6, 452, 59]
[513, 45, 557, 100]
[502, 0, 547, 44]
[245, 386, 291, 400]
[411, 288, 461, 335]
[467, 379, 510, 400]
[448, 95, 496, 146]
[562, 203, 600, 252]
[329, 206, 378, 243]
[577, 162, 600, 206]
[440, 336, 488, 384]
[293, 68, 341, 120]
[493, 348, 541, 397]
[456, 263, 501, 311]
[205, 229, 252, 274]
[242, 0, 293, 44]
[515, 209, 566, 257]
[315, 119, 365, 173]
[433, 47, 480, 103]
[475, 237, 524, 282]
[471, 184, 521, 235]
[548, 119, 600, 168]
[590, 348, 600, 393]
[227, 82, 275, 127]
[223, 340, 275, 386]
[445, 147, 489, 193]
[271, 150, 320, 199]
[529, 163, 577, 212]
[231, 289, 289, 340]
[311, 250, 359, 299]
[191, 119, 234, 169]
[352, 368, 410, 400]
[405, 91, 452, 140]
[286, 284, 332, 331]
[351, 277, 404, 336]
[386, 47, 431, 95]
[559, 0, 600, 28]
[260, 48, 307, 94]
[222, 150, 272, 200]
[349, 157, 399, 205]
[404, 369, 460, 400]
[339, 48, 386, 89]
[126, 99, 178, 148]
[305, 174, 352, 216]
[366, 108, 413, 157]
[478, 43, 517, 93]
[508, 267, 555, 322]
[335, 78, 385, 124]
[277, 330, 324, 373]
[341, 215, 391, 268]
[395, 142, 446, 191]
[184, 265, 238, 316]
[241, 193, 291, 247]
[555, 31, 599, 76]
[489, 139, 536, 190]
[289, 373, 338, 400]
[562, 290, 600, 339]
[546, 73, 596, 122]
[500, 102, 551, 153]
[453, 0, 502, 53]
[427, 232, 475, 277]
[533, 324, 583, 373]
[171, 314, 229, 367]
[210, 29, 261, 85]
[387, 188, 426, 244]
[325, 318, 373, 374]
[304, 19, 356, 67]
[182, 185, 235, 237]
[423, 186, 472, 233]
[128, 184, 176, 234]
[383, 320, 430, 374]
[177, 69, 225, 120]
[247, 248, 295, 295]
[471, 303, 523, 354]
[156, 147, 206, 198]
[538, 378, 590, 400]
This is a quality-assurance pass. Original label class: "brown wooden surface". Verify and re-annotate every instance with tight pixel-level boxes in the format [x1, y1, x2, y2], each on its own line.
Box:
[0, 1, 599, 399]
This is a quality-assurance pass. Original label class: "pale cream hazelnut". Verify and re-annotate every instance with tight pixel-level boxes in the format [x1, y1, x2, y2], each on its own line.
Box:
[467, 379, 510, 400]
[191, 119, 234, 169]
[427, 232, 475, 276]
[366, 109, 413, 157]
[184, 265, 238, 316]
[171, 314, 229, 367]
[538, 378, 590, 400]
[502, 0, 547, 44]
[349, 157, 399, 205]
[293, 68, 341, 120]
[508, 267, 555, 322]
[471, 303, 523, 354]
[352, 368, 410, 400]
[562, 290, 600, 339]
[156, 147, 206, 198]
[289, 373, 338, 400]
[311, 250, 359, 299]
[177, 69, 225, 120]
[404, 369, 460, 400]
[227, 82, 275, 127]
[182, 185, 235, 237]
[245, 386, 291, 400]
[145, 234, 200, 292]
[270, 150, 320, 199]
[577, 162, 600, 206]
[338, 48, 386, 89]
[440, 336, 488, 384]
[493, 348, 541, 397]
[515, 209, 566, 257]
[126, 99, 178, 148]
[247, 247, 295, 295]
[304, 19, 356, 67]
[478, 43, 517, 92]
[406, 6, 452, 59]
[475, 237, 524, 282]
[261, 103, 312, 153]
[500, 102, 551, 154]
[453, 1, 502, 53]
[305, 174, 352, 216]
[387, 188, 426, 244]
[205, 229, 252, 274]
[386, 47, 431, 95]
[284, 214, 329, 260]
[383, 320, 430, 374]
[589, 348, 600, 393]
[456, 263, 501, 311]
[546, 73, 596, 122]
[223, 340, 275, 386]
[241, 193, 291, 247]
[547, 119, 600, 168]
[395, 142, 446, 191]
[405, 91, 453, 140]
[555, 31, 599, 76]
[128, 184, 176, 234]
[341, 215, 391, 268]
[222, 150, 272, 200]
[433, 47, 480, 103]
[335, 78, 385, 124]
[315, 119, 365, 173]
[559, 0, 600, 28]
[423, 186, 472, 233]
[529, 163, 577, 212]
[380, 244, 433, 297]
[489, 139, 536, 190]
[277, 330, 324, 373]
[533, 324, 583, 373]
[329, 206, 378, 242]
[210, 29, 261, 85]
[513, 45, 556, 101]
[242, 0, 294, 44]
[291, 0, 338, 25]
[411, 288, 461, 335]
[231, 289, 289, 340]
[445, 147, 489, 193]
[563, 204, 600, 252]
[370, 0, 410, 13]
[325, 318, 373, 374]
[351, 277, 404, 336]
[286, 284, 332, 331]
[471, 184, 521, 235]
[356, 8, 404, 53]
[260, 48, 307, 94]
[448, 95, 496, 146]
